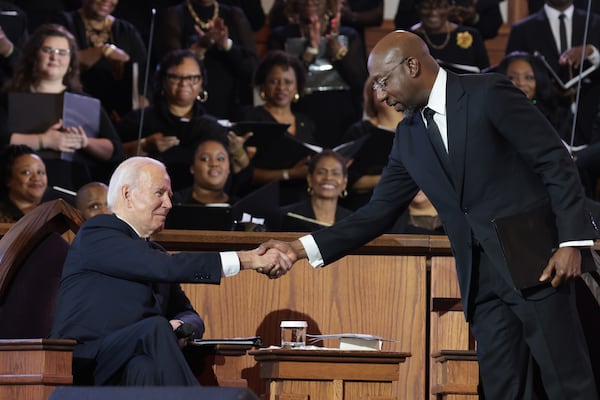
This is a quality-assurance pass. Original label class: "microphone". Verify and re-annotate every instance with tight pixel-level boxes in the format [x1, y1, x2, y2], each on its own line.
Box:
[136, 8, 157, 155]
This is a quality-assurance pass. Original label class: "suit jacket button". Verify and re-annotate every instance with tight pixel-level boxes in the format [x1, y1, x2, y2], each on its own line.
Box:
[462, 207, 470, 214]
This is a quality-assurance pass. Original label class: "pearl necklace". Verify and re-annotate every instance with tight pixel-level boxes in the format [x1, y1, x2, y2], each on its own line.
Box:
[187, 0, 219, 30]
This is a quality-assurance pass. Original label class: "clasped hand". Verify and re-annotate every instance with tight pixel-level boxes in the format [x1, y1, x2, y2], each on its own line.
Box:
[43, 119, 89, 152]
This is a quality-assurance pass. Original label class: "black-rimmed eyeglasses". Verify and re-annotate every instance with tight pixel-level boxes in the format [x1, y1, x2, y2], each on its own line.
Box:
[371, 57, 409, 91]
[40, 46, 71, 57]
[165, 73, 202, 85]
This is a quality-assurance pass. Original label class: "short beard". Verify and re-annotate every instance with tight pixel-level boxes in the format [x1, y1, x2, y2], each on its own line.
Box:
[403, 106, 417, 119]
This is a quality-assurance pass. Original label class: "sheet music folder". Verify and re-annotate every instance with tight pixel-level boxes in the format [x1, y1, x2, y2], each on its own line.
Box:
[491, 204, 558, 289]
[533, 51, 599, 90]
[231, 121, 290, 148]
[252, 133, 369, 170]
[165, 204, 233, 230]
[8, 92, 101, 161]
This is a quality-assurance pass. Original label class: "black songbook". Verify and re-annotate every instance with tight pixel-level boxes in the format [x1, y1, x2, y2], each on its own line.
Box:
[281, 212, 330, 232]
[533, 51, 598, 90]
[231, 121, 290, 148]
[165, 204, 233, 230]
[437, 59, 481, 74]
[190, 336, 263, 347]
[231, 180, 280, 227]
[252, 133, 369, 170]
[8, 92, 101, 162]
[347, 129, 395, 177]
[492, 204, 558, 289]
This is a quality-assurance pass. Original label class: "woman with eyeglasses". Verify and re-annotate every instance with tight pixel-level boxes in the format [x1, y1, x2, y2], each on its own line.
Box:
[116, 49, 251, 191]
[0, 24, 122, 191]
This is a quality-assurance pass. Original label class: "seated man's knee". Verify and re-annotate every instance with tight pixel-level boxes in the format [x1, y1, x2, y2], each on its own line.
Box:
[121, 354, 157, 385]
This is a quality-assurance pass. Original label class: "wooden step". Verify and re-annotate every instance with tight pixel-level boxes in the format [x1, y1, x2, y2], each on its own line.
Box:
[431, 350, 478, 398]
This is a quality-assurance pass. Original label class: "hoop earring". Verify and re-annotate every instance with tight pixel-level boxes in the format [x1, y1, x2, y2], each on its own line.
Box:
[293, 93, 300, 103]
[196, 90, 208, 103]
[307, 186, 313, 194]
[339, 189, 347, 199]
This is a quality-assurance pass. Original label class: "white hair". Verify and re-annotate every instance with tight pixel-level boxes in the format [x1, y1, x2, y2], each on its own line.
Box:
[106, 157, 166, 210]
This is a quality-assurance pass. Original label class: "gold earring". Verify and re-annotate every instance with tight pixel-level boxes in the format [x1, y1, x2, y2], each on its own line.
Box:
[293, 93, 300, 103]
[260, 91, 266, 100]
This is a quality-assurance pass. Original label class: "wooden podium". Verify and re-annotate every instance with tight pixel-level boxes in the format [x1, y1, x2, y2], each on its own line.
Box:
[249, 348, 410, 400]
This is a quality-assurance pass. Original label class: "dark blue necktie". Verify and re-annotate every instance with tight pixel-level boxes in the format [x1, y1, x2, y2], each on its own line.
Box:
[423, 107, 450, 171]
[559, 13, 567, 54]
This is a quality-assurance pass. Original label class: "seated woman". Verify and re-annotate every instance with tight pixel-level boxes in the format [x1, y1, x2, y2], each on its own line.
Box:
[0, 24, 123, 191]
[172, 136, 248, 205]
[278, 150, 352, 231]
[341, 77, 403, 210]
[0, 144, 47, 222]
[236, 50, 316, 204]
[495, 51, 600, 197]
[116, 49, 250, 191]
[53, 0, 148, 121]
[159, 0, 258, 120]
[411, 0, 489, 72]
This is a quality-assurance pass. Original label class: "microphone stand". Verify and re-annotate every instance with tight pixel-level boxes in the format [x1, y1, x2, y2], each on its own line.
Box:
[136, 8, 157, 156]
[568, 0, 593, 151]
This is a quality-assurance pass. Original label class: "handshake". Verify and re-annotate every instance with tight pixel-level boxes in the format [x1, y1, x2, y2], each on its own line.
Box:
[237, 240, 307, 279]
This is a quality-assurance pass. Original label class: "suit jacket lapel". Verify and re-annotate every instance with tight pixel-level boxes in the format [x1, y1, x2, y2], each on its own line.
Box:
[446, 73, 467, 198]
[406, 113, 455, 189]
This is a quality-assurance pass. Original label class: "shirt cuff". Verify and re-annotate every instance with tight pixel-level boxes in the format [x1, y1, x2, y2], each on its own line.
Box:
[299, 235, 324, 268]
[588, 46, 600, 66]
[559, 240, 594, 248]
[220, 251, 240, 276]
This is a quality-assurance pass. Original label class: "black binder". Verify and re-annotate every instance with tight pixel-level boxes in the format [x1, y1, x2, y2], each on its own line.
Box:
[492, 204, 558, 289]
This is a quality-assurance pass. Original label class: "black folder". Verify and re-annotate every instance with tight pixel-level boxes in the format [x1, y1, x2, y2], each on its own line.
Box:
[8, 92, 101, 162]
[346, 128, 395, 177]
[165, 204, 233, 230]
[492, 204, 558, 289]
[231, 121, 290, 148]
[252, 133, 369, 170]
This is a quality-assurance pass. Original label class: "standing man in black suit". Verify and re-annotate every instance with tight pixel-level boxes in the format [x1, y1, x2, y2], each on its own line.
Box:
[506, 0, 600, 148]
[51, 156, 292, 386]
[264, 30, 599, 399]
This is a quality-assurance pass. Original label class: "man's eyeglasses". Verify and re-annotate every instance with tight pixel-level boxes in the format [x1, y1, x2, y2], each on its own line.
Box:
[40, 46, 71, 57]
[371, 57, 409, 91]
[165, 73, 202, 85]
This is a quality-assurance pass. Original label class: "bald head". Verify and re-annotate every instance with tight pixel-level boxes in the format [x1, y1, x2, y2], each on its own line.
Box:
[367, 30, 439, 115]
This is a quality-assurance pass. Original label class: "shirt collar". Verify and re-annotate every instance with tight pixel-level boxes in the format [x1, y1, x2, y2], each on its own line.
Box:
[114, 213, 145, 238]
[544, 3, 574, 19]
[425, 68, 447, 117]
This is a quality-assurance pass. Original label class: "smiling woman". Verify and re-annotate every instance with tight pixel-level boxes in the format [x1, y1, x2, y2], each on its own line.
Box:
[0, 144, 47, 222]
[0, 24, 123, 191]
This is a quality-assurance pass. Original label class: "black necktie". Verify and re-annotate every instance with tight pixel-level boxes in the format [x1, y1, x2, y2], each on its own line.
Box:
[423, 107, 450, 169]
[559, 13, 567, 54]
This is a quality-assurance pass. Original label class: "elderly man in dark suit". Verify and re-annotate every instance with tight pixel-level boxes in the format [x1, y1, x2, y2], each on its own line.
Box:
[264, 30, 599, 399]
[51, 156, 292, 386]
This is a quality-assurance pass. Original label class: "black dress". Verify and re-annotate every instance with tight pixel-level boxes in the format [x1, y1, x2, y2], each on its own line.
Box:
[414, 26, 490, 72]
[159, 2, 258, 120]
[53, 11, 148, 121]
